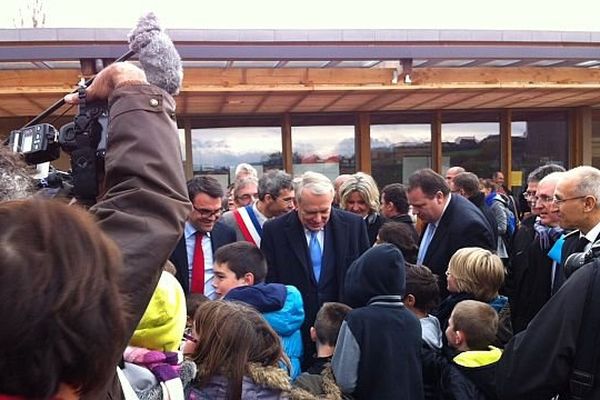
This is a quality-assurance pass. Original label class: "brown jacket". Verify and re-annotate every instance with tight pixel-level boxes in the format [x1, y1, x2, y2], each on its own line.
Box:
[86, 84, 190, 399]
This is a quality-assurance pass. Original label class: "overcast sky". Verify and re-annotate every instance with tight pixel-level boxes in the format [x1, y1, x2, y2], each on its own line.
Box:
[3, 0, 600, 30]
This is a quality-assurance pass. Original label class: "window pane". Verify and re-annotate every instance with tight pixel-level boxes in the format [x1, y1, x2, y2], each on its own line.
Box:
[442, 121, 500, 180]
[191, 126, 282, 187]
[371, 124, 431, 186]
[511, 111, 568, 188]
[292, 125, 355, 180]
[592, 110, 600, 168]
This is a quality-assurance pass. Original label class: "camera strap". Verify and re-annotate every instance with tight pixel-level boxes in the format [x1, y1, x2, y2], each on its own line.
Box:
[569, 258, 600, 400]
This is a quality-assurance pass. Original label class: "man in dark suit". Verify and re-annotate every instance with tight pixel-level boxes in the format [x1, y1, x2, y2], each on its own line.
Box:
[407, 168, 495, 298]
[556, 166, 600, 277]
[170, 176, 236, 297]
[261, 171, 370, 366]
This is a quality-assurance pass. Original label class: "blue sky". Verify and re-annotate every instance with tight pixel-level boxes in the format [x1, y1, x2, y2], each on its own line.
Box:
[4, 0, 600, 30]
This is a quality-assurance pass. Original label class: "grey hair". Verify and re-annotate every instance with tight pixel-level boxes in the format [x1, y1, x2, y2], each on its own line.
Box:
[538, 171, 565, 187]
[258, 170, 293, 201]
[527, 164, 566, 184]
[0, 145, 35, 202]
[568, 166, 600, 208]
[339, 172, 380, 213]
[233, 176, 258, 196]
[234, 163, 258, 179]
[295, 171, 334, 204]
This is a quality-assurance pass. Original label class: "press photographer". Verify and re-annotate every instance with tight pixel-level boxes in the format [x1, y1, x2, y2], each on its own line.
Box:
[0, 13, 190, 400]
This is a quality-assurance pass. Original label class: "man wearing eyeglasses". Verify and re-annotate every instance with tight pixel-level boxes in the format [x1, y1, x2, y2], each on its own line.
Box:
[509, 171, 565, 333]
[232, 176, 259, 208]
[221, 169, 295, 246]
[556, 166, 600, 268]
[170, 176, 236, 297]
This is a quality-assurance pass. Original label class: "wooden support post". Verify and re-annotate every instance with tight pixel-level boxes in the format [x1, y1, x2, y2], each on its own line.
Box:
[571, 107, 592, 167]
[432, 111, 442, 173]
[282, 113, 293, 174]
[500, 110, 512, 187]
[355, 112, 371, 173]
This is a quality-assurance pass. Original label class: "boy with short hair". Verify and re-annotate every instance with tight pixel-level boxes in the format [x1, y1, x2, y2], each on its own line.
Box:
[404, 264, 442, 349]
[446, 300, 502, 400]
[212, 241, 305, 379]
[295, 302, 352, 395]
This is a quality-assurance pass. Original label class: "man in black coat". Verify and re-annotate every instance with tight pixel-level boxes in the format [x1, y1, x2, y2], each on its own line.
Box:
[407, 169, 495, 298]
[261, 171, 370, 366]
[170, 176, 236, 297]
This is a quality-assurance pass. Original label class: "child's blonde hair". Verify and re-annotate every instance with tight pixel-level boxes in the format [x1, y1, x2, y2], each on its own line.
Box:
[451, 300, 498, 350]
[447, 247, 505, 302]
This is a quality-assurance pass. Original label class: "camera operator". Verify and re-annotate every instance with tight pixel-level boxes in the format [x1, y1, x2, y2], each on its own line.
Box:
[496, 166, 600, 400]
[0, 61, 190, 399]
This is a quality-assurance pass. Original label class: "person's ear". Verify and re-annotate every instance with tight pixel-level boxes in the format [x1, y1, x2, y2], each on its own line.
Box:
[310, 327, 318, 343]
[584, 196, 597, 212]
[454, 330, 465, 347]
[404, 294, 416, 307]
[243, 272, 255, 286]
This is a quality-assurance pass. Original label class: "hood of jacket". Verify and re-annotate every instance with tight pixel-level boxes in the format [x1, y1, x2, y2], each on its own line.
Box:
[224, 282, 287, 313]
[343, 243, 406, 308]
[264, 285, 305, 336]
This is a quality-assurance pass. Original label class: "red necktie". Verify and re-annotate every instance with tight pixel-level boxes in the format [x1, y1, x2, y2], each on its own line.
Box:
[191, 232, 205, 294]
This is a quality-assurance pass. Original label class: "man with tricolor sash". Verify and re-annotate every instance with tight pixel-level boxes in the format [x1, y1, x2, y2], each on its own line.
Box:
[221, 169, 295, 247]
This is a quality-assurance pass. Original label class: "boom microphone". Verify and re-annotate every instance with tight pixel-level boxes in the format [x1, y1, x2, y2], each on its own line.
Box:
[128, 12, 183, 95]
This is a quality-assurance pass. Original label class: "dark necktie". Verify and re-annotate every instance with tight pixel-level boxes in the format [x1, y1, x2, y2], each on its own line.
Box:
[575, 236, 590, 253]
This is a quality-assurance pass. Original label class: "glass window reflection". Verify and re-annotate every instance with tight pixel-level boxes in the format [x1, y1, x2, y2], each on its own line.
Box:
[371, 124, 431, 186]
[291, 125, 355, 180]
[191, 126, 282, 186]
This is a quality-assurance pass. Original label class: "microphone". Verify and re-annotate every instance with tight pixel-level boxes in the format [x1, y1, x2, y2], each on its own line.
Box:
[128, 12, 183, 95]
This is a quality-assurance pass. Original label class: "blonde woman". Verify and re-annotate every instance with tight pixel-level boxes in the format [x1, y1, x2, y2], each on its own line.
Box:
[339, 172, 384, 245]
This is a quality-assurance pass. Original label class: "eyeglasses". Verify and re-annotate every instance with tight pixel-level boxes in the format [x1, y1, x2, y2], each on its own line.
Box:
[235, 193, 258, 202]
[275, 195, 295, 204]
[552, 195, 587, 205]
[522, 191, 538, 202]
[535, 195, 555, 205]
[192, 205, 222, 218]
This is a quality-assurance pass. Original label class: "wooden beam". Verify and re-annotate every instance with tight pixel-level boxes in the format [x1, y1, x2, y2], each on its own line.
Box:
[500, 110, 512, 187]
[432, 111, 442, 173]
[319, 92, 348, 112]
[355, 113, 371, 173]
[282, 113, 293, 174]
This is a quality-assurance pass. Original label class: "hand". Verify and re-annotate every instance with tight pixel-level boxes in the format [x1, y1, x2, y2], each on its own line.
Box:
[64, 62, 147, 104]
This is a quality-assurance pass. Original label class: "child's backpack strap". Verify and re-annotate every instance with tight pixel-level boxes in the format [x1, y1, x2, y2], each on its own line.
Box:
[570, 259, 600, 400]
[116, 367, 141, 400]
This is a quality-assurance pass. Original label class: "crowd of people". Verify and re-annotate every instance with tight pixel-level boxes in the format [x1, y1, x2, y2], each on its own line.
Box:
[2, 60, 600, 400]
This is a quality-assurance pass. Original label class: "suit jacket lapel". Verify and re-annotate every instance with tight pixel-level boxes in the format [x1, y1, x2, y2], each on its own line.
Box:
[423, 196, 453, 264]
[329, 210, 350, 285]
[285, 213, 313, 284]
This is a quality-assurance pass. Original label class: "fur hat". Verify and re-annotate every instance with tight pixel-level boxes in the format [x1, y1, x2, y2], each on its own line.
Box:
[130, 271, 187, 352]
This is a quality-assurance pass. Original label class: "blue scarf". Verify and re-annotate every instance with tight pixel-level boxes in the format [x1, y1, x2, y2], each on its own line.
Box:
[533, 217, 563, 251]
